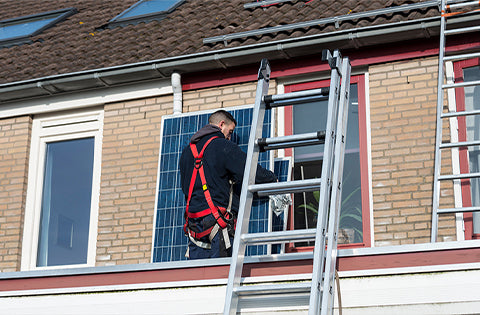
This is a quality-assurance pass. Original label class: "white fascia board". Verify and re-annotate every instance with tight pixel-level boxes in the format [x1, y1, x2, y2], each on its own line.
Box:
[1, 268, 479, 315]
[0, 79, 172, 119]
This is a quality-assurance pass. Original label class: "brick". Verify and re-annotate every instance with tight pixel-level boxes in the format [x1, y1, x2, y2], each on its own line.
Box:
[0, 116, 31, 272]
[393, 61, 420, 70]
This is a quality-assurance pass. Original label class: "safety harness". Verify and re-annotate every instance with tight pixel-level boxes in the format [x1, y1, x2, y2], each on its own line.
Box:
[183, 136, 234, 251]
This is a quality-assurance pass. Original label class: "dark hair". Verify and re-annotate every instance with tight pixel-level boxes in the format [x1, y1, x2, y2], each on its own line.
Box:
[208, 109, 237, 126]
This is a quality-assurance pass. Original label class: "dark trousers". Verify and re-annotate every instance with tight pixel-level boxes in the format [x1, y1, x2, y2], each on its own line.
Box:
[188, 230, 233, 259]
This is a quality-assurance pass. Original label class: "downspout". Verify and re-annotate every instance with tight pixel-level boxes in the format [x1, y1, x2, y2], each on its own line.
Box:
[171, 72, 182, 114]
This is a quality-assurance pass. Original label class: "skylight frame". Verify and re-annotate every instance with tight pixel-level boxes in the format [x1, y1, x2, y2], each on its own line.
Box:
[0, 8, 77, 48]
[109, 0, 185, 27]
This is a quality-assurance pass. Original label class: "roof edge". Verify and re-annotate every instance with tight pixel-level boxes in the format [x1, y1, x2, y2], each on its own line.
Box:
[3, 13, 475, 104]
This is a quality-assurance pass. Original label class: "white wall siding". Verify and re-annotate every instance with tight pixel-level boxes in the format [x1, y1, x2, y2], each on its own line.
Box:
[1, 266, 479, 314]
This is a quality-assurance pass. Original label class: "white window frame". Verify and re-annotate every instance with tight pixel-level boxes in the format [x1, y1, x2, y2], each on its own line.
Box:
[21, 108, 103, 270]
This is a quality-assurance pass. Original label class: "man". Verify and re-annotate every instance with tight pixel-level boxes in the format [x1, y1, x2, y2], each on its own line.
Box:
[179, 109, 277, 259]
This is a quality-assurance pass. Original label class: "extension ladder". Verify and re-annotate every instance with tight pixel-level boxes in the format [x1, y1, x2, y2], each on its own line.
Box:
[431, 0, 480, 242]
[223, 50, 351, 315]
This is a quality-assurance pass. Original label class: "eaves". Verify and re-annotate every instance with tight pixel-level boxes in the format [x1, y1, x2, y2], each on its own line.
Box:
[0, 14, 473, 105]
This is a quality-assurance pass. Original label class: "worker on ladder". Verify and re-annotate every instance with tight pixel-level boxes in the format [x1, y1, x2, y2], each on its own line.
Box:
[179, 109, 277, 259]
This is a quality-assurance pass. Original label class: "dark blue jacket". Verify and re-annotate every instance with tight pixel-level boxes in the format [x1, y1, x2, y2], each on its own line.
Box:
[180, 124, 277, 238]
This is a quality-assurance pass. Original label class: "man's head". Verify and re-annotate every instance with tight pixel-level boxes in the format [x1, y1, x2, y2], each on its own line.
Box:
[209, 110, 237, 140]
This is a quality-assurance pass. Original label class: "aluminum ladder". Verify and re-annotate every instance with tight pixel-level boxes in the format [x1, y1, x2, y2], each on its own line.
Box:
[223, 49, 351, 315]
[431, 0, 480, 242]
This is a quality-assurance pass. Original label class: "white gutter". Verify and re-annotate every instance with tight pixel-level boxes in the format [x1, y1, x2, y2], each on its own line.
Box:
[171, 72, 182, 114]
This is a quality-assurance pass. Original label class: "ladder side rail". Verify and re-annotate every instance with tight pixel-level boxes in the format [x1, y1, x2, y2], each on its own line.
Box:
[308, 50, 342, 315]
[431, 0, 448, 243]
[223, 59, 271, 315]
[320, 56, 351, 315]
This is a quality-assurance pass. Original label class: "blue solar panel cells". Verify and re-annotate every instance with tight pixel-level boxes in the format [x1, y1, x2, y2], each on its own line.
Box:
[153, 107, 274, 262]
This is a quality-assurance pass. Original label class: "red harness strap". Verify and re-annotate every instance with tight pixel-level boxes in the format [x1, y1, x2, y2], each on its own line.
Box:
[184, 136, 231, 241]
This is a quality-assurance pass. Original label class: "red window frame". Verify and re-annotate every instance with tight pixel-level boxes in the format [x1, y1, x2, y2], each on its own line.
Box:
[453, 57, 480, 240]
[283, 75, 371, 250]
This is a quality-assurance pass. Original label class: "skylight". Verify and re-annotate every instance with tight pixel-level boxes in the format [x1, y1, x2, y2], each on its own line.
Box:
[0, 8, 77, 48]
[110, 0, 184, 26]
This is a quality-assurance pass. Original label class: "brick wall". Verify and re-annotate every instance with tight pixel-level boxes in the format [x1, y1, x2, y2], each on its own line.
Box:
[183, 81, 261, 112]
[0, 60, 464, 268]
[0, 62, 460, 268]
[369, 56, 456, 246]
[0, 116, 31, 272]
[97, 96, 171, 266]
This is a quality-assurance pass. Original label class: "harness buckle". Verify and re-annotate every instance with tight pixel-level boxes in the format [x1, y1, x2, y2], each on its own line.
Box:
[194, 158, 202, 169]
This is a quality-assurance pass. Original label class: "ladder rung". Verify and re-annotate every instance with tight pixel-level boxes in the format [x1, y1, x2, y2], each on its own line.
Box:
[445, 25, 480, 36]
[257, 131, 326, 151]
[249, 178, 321, 196]
[438, 172, 480, 180]
[441, 108, 480, 118]
[440, 139, 480, 149]
[444, 51, 480, 62]
[263, 88, 329, 108]
[234, 282, 311, 296]
[446, 0, 480, 10]
[437, 206, 480, 214]
[443, 79, 480, 89]
[446, 0, 477, 4]
[241, 229, 316, 245]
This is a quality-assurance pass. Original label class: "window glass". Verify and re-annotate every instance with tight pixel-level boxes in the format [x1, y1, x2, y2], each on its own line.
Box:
[113, 0, 182, 21]
[291, 83, 363, 245]
[37, 138, 94, 267]
[0, 9, 76, 46]
[463, 66, 480, 233]
[0, 16, 56, 41]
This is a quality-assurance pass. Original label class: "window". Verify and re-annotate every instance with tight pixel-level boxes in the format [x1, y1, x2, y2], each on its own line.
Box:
[0, 8, 77, 47]
[152, 107, 277, 262]
[283, 75, 371, 249]
[453, 58, 480, 239]
[21, 109, 103, 270]
[109, 0, 184, 27]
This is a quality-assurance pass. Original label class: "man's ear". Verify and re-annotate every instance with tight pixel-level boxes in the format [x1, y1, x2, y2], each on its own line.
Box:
[218, 120, 225, 128]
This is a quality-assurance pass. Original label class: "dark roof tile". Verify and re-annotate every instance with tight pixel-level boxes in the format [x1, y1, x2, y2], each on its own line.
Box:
[0, 0, 441, 84]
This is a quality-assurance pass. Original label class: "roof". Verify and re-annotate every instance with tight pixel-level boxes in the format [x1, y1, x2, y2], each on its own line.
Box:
[0, 0, 449, 102]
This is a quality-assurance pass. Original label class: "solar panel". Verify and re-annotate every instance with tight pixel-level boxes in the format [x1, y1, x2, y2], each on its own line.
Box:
[153, 106, 275, 262]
